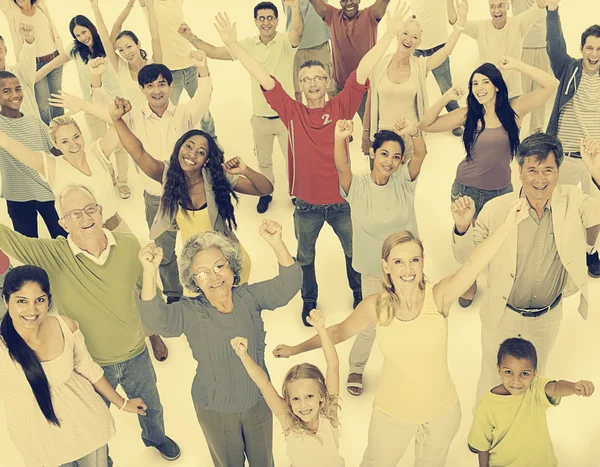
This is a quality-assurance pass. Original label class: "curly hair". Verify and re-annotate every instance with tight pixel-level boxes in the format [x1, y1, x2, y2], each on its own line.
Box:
[179, 231, 244, 294]
[282, 363, 341, 441]
[69, 15, 105, 64]
[160, 130, 239, 231]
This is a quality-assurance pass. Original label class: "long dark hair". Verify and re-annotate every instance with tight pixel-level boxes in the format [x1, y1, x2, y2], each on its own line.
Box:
[115, 30, 148, 61]
[161, 130, 239, 231]
[463, 63, 519, 162]
[69, 15, 105, 64]
[0, 265, 59, 426]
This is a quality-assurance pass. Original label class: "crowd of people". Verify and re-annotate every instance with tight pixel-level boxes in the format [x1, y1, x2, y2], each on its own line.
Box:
[0, 0, 598, 466]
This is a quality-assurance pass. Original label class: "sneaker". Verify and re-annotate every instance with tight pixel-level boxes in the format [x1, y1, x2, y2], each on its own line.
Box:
[586, 250, 600, 278]
[302, 301, 317, 327]
[353, 291, 363, 309]
[452, 127, 464, 137]
[155, 436, 181, 461]
[256, 195, 272, 214]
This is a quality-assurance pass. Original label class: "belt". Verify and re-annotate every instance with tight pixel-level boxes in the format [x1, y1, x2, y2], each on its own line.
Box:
[564, 151, 581, 159]
[36, 50, 59, 64]
[103, 212, 122, 231]
[258, 115, 280, 120]
[506, 294, 562, 318]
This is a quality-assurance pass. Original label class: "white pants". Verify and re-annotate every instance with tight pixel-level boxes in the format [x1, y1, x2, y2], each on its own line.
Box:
[558, 155, 595, 196]
[521, 47, 551, 134]
[360, 403, 461, 467]
[349, 273, 381, 374]
[250, 115, 288, 186]
[476, 302, 563, 404]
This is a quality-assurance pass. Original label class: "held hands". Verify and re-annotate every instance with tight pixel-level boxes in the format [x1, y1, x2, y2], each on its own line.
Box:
[222, 156, 248, 175]
[444, 85, 465, 103]
[502, 198, 529, 228]
[88, 57, 108, 76]
[178, 22, 194, 41]
[451, 195, 476, 233]
[574, 380, 595, 397]
[19, 23, 34, 44]
[335, 120, 354, 140]
[392, 118, 418, 137]
[581, 138, 600, 169]
[124, 398, 148, 416]
[138, 242, 163, 273]
[230, 336, 248, 358]
[190, 50, 208, 69]
[259, 219, 283, 245]
[109, 97, 132, 120]
[306, 309, 325, 329]
[385, 1, 411, 37]
[497, 56, 521, 71]
[214, 12, 237, 47]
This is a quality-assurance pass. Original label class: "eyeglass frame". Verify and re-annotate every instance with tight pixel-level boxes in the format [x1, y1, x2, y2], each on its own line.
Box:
[61, 203, 101, 222]
[192, 260, 230, 282]
[299, 75, 329, 85]
[256, 15, 277, 22]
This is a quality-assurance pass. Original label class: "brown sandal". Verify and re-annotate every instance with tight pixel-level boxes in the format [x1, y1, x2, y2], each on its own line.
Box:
[347, 373, 363, 396]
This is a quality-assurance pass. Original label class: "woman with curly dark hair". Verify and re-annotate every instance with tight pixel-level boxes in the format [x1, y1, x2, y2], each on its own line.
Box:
[110, 96, 273, 286]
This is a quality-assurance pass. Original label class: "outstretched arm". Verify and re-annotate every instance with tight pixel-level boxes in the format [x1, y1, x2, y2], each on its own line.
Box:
[179, 22, 233, 60]
[223, 157, 274, 196]
[545, 380, 595, 398]
[334, 120, 354, 194]
[309, 311, 340, 398]
[143, 0, 163, 64]
[90, 0, 120, 71]
[307, 0, 327, 19]
[545, 1, 571, 77]
[285, 0, 304, 47]
[0, 130, 45, 174]
[393, 119, 427, 180]
[419, 86, 466, 133]
[447, 0, 458, 25]
[109, 0, 136, 44]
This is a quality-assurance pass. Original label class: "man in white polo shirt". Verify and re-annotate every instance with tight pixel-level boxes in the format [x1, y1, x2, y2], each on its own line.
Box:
[178, 1, 303, 213]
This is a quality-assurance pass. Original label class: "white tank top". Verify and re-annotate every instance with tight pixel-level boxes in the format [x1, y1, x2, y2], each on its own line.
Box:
[285, 416, 345, 467]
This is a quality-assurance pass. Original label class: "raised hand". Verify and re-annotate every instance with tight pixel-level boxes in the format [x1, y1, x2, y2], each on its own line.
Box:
[444, 85, 465, 103]
[574, 380, 595, 397]
[455, 0, 469, 25]
[138, 242, 163, 272]
[335, 120, 354, 139]
[259, 219, 283, 245]
[18, 23, 34, 44]
[190, 50, 208, 69]
[581, 138, 600, 169]
[88, 57, 107, 76]
[392, 117, 418, 137]
[214, 12, 237, 47]
[361, 132, 371, 156]
[497, 56, 521, 71]
[178, 22, 194, 41]
[109, 97, 132, 120]
[502, 198, 529, 227]
[451, 195, 476, 232]
[123, 398, 148, 416]
[222, 156, 248, 175]
[385, 1, 411, 36]
[306, 309, 325, 329]
[90, 0, 99, 10]
[230, 336, 249, 357]
[48, 92, 84, 116]
[272, 344, 295, 358]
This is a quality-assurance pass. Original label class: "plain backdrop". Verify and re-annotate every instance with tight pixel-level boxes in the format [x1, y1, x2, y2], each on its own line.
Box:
[1, 0, 600, 466]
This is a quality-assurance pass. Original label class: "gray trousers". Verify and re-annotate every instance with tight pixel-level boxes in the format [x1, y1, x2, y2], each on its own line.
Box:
[194, 398, 274, 467]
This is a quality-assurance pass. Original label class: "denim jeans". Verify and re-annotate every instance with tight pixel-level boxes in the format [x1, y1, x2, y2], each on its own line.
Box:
[451, 180, 514, 218]
[101, 347, 166, 466]
[6, 199, 67, 239]
[293, 198, 361, 302]
[35, 61, 64, 125]
[414, 44, 459, 113]
[170, 65, 216, 138]
[59, 444, 108, 467]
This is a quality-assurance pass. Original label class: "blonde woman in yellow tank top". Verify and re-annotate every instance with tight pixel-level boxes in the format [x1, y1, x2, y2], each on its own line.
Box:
[273, 196, 529, 466]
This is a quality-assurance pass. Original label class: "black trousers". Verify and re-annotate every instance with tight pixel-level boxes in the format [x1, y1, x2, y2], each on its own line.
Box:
[6, 200, 67, 238]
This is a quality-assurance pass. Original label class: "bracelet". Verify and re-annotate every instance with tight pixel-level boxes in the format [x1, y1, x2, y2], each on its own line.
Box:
[363, 129, 370, 132]
[119, 397, 128, 411]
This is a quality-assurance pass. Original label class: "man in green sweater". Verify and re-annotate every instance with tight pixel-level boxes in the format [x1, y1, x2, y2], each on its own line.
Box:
[0, 184, 180, 463]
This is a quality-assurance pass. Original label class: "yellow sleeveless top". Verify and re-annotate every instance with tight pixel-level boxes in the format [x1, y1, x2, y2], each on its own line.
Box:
[375, 284, 458, 424]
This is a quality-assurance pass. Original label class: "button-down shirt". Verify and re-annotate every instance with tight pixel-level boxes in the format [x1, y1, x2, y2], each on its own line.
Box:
[508, 195, 568, 308]
[66, 229, 116, 266]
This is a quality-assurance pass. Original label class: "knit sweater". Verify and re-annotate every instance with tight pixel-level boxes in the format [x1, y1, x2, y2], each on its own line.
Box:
[0, 225, 145, 366]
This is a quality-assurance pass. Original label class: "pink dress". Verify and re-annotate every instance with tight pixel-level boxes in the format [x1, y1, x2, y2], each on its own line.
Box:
[0, 315, 115, 467]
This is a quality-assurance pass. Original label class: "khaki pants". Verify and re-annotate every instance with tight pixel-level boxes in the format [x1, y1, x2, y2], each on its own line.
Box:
[521, 47, 551, 134]
[360, 403, 461, 467]
[476, 302, 563, 405]
[349, 273, 381, 374]
[250, 115, 288, 186]
[558, 155, 595, 196]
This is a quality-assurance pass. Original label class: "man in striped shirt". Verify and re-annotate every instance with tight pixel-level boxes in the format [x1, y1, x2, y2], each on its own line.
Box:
[0, 71, 65, 239]
[546, 0, 600, 276]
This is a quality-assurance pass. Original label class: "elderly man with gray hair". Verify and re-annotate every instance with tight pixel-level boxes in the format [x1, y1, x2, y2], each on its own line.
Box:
[451, 133, 600, 405]
[0, 184, 181, 464]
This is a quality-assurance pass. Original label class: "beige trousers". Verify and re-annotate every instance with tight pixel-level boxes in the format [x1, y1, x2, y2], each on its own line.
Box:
[521, 47, 551, 134]
[250, 115, 288, 186]
[558, 155, 596, 196]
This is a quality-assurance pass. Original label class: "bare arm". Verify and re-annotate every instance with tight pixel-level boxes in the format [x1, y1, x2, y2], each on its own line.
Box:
[545, 380, 595, 398]
[0, 130, 45, 174]
[35, 53, 70, 82]
[406, 130, 427, 181]
[179, 22, 232, 60]
[98, 126, 121, 160]
[447, 0, 458, 25]
[313, 317, 340, 398]
[91, 0, 119, 71]
[145, 0, 163, 64]
[419, 88, 467, 133]
[307, 0, 327, 19]
[224, 158, 274, 196]
[371, 0, 391, 20]
[109, 0, 136, 44]
[508, 59, 559, 119]
[334, 121, 354, 195]
[286, 0, 304, 47]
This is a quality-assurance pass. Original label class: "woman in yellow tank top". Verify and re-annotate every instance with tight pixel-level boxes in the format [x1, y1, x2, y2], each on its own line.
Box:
[273, 197, 529, 467]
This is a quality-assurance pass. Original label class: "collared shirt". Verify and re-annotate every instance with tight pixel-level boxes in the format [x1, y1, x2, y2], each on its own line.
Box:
[284, 0, 330, 50]
[66, 229, 116, 266]
[121, 76, 212, 196]
[145, 0, 191, 70]
[231, 32, 297, 117]
[508, 195, 568, 308]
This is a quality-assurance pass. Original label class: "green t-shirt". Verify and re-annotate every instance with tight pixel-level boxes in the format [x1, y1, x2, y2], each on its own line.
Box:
[0, 225, 145, 366]
[468, 377, 561, 467]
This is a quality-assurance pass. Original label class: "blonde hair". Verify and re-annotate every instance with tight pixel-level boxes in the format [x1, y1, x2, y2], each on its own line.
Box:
[376, 231, 426, 326]
[48, 116, 82, 146]
[282, 363, 340, 441]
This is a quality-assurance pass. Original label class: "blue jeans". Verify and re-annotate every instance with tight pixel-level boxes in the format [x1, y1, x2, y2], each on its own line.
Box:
[293, 199, 361, 302]
[59, 445, 108, 467]
[170, 65, 216, 138]
[414, 44, 459, 113]
[35, 59, 64, 125]
[101, 348, 165, 466]
[451, 180, 514, 218]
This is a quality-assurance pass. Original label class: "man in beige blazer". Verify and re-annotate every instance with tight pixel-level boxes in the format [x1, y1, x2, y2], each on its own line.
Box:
[451, 133, 600, 403]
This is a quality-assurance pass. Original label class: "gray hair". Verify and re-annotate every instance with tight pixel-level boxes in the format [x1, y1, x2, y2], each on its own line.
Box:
[179, 231, 244, 294]
[516, 132, 564, 168]
[56, 184, 98, 217]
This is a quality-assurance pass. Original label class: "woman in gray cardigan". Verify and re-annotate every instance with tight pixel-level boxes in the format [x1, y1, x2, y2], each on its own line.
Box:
[137, 220, 302, 467]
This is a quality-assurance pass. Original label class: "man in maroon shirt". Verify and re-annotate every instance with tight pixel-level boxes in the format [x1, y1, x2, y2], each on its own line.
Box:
[215, 5, 410, 325]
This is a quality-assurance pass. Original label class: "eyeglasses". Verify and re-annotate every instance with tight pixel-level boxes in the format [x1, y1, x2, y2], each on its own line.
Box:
[489, 3, 506, 9]
[62, 203, 100, 221]
[299, 76, 328, 85]
[256, 15, 276, 22]
[193, 261, 229, 281]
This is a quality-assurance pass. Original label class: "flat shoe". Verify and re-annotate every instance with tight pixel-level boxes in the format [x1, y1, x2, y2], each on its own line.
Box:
[119, 185, 131, 199]
[347, 373, 363, 396]
[150, 335, 168, 361]
[458, 296, 473, 308]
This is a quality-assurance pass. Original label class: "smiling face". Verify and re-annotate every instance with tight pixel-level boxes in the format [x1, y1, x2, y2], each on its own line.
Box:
[340, 0, 360, 18]
[141, 74, 172, 108]
[488, 1, 509, 28]
[470, 72, 498, 106]
[254, 8, 279, 41]
[5, 281, 50, 330]
[0, 77, 23, 112]
[287, 378, 323, 424]
[116, 35, 142, 63]
[397, 21, 422, 54]
[370, 140, 404, 178]
[498, 355, 536, 395]
[53, 124, 85, 158]
[192, 247, 234, 298]
[73, 25, 94, 48]
[177, 135, 209, 173]
[581, 35, 600, 75]
[14, 0, 32, 8]
[519, 155, 559, 207]
[58, 188, 104, 241]
[382, 241, 424, 288]
[299, 65, 329, 103]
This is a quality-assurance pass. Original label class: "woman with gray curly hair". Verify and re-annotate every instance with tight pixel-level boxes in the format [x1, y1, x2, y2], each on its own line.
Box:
[137, 219, 302, 467]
